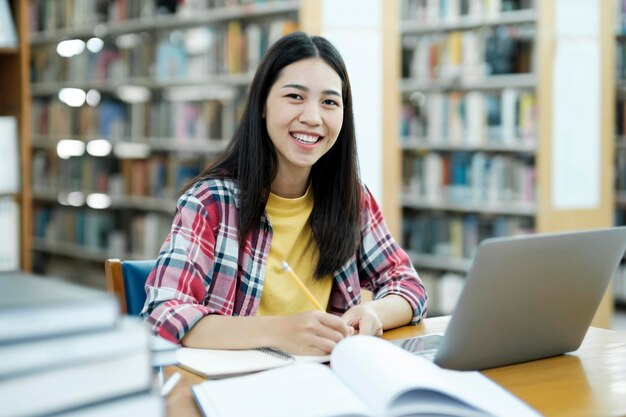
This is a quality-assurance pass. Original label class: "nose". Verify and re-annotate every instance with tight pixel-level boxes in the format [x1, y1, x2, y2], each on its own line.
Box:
[298, 101, 322, 126]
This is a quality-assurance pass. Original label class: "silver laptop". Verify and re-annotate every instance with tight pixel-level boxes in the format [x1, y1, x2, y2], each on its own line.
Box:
[392, 227, 626, 371]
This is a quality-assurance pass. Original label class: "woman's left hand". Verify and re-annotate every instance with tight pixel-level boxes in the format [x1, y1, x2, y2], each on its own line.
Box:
[341, 303, 383, 336]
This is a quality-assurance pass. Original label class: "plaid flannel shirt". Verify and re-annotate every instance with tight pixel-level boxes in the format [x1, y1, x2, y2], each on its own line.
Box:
[141, 178, 428, 343]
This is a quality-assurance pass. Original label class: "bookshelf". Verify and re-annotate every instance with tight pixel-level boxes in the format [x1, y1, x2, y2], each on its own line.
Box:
[0, 0, 31, 272]
[399, 0, 615, 326]
[27, 0, 301, 286]
[26, 0, 401, 290]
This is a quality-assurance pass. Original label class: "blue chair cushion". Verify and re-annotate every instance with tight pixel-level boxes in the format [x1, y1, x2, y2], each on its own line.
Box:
[121, 260, 156, 316]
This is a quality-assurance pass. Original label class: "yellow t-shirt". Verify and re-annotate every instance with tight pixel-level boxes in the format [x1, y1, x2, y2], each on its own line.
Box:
[257, 186, 333, 316]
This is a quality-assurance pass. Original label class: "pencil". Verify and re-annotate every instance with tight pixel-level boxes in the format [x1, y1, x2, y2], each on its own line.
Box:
[160, 371, 181, 397]
[281, 261, 324, 311]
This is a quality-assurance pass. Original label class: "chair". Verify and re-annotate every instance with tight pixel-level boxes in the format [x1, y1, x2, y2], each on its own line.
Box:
[105, 258, 156, 316]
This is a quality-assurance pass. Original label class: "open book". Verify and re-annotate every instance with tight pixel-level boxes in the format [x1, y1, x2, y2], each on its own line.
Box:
[191, 335, 541, 417]
[177, 346, 330, 378]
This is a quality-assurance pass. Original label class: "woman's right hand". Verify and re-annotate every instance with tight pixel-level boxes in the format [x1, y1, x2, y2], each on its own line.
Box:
[268, 311, 354, 356]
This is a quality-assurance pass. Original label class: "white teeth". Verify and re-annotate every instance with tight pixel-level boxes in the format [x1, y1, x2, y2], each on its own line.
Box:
[291, 133, 319, 144]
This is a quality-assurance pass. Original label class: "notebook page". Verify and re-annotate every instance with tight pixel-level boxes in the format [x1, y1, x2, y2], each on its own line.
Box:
[192, 363, 371, 417]
[177, 347, 294, 378]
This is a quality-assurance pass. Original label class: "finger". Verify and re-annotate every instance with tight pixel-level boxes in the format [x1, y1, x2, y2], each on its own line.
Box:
[318, 313, 353, 337]
[307, 337, 337, 355]
[355, 316, 378, 336]
[313, 322, 350, 344]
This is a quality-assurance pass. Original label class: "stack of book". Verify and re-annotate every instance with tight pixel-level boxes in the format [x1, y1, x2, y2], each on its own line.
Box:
[0, 272, 164, 417]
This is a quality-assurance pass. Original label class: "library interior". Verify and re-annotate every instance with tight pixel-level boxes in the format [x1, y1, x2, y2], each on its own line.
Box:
[2, 0, 626, 416]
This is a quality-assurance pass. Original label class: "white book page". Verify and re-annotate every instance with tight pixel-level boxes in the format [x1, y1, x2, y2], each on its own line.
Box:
[331, 336, 446, 416]
[331, 336, 540, 417]
[192, 363, 372, 417]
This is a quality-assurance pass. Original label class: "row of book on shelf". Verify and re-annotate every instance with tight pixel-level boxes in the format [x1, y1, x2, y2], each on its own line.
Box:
[402, 151, 536, 205]
[31, 97, 239, 143]
[400, 0, 534, 24]
[32, 150, 210, 200]
[31, 18, 297, 84]
[615, 149, 626, 194]
[401, 24, 534, 83]
[616, 41, 626, 82]
[29, 0, 292, 32]
[402, 212, 533, 260]
[400, 89, 537, 145]
[418, 270, 465, 316]
[34, 206, 172, 259]
[615, 98, 626, 137]
[616, 0, 626, 36]
[0, 272, 167, 416]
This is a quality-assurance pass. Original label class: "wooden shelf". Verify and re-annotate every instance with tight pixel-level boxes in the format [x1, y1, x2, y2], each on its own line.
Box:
[32, 239, 145, 263]
[400, 137, 537, 154]
[401, 194, 537, 216]
[0, 47, 19, 54]
[407, 251, 472, 273]
[400, 9, 536, 34]
[33, 188, 177, 214]
[400, 73, 537, 93]
[30, 74, 254, 96]
[31, 135, 229, 155]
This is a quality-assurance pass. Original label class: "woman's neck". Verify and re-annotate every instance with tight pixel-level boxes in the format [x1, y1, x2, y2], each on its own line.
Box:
[271, 170, 310, 198]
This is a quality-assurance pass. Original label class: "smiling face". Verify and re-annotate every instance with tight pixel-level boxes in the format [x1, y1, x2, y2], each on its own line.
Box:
[264, 57, 344, 190]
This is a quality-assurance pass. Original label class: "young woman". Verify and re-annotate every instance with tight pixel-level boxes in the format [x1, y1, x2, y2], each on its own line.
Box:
[142, 32, 427, 355]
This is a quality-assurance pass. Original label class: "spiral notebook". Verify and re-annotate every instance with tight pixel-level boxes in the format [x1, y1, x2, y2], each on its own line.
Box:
[176, 347, 330, 378]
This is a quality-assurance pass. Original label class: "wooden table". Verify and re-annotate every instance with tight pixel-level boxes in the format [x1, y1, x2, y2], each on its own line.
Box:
[166, 316, 626, 417]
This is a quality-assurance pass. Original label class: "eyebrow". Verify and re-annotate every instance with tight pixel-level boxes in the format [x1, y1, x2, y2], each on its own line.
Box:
[281, 83, 342, 98]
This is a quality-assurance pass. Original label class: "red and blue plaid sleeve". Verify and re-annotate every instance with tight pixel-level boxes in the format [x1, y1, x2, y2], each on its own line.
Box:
[141, 182, 226, 343]
[358, 186, 428, 324]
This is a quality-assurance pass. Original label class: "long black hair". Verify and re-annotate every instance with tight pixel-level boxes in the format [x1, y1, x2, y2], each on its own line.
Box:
[185, 31, 361, 278]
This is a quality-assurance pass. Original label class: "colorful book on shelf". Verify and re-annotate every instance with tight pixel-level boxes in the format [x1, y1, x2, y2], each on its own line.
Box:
[155, 37, 188, 81]
[99, 100, 126, 139]
[191, 335, 541, 417]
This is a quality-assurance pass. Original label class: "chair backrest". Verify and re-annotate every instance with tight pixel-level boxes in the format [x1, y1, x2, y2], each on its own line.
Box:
[105, 259, 156, 316]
